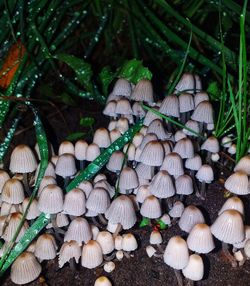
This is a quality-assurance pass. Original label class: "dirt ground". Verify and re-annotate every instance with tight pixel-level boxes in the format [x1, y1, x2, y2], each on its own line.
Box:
[2, 104, 250, 286]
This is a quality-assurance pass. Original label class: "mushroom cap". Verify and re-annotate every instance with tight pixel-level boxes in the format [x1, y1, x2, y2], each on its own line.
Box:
[234, 155, 250, 175]
[187, 224, 215, 253]
[224, 171, 249, 195]
[218, 196, 244, 216]
[59, 240, 81, 268]
[11, 252, 41, 285]
[201, 136, 220, 153]
[86, 187, 110, 214]
[196, 164, 214, 183]
[55, 153, 77, 178]
[63, 188, 86, 216]
[81, 240, 103, 269]
[182, 254, 204, 281]
[112, 78, 132, 97]
[105, 195, 136, 229]
[160, 152, 184, 176]
[58, 141, 74, 155]
[210, 210, 244, 244]
[140, 195, 162, 219]
[74, 140, 88, 161]
[191, 101, 214, 124]
[149, 170, 175, 199]
[122, 233, 138, 251]
[159, 94, 180, 118]
[38, 184, 64, 214]
[173, 138, 194, 159]
[93, 128, 111, 148]
[139, 141, 164, 167]
[96, 231, 115, 255]
[131, 79, 154, 103]
[175, 175, 193, 196]
[64, 217, 92, 245]
[179, 205, 205, 233]
[163, 236, 189, 270]
[9, 144, 37, 173]
[94, 276, 112, 286]
[179, 92, 194, 113]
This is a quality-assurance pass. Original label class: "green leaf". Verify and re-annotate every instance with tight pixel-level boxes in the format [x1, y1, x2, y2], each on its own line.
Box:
[80, 117, 95, 127]
[118, 59, 152, 84]
[54, 53, 93, 91]
[139, 217, 150, 227]
[61, 92, 76, 106]
[207, 81, 221, 101]
[98, 66, 116, 96]
[66, 132, 86, 141]
[156, 219, 168, 230]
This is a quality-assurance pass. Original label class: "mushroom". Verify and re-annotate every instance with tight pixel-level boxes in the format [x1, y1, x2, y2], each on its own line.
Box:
[187, 223, 215, 254]
[96, 231, 115, 260]
[94, 276, 112, 286]
[9, 144, 37, 195]
[140, 195, 162, 227]
[86, 187, 110, 226]
[163, 236, 189, 286]
[63, 188, 86, 216]
[182, 254, 204, 285]
[131, 79, 154, 103]
[81, 240, 103, 269]
[178, 205, 205, 233]
[55, 153, 77, 187]
[195, 164, 214, 199]
[112, 78, 132, 98]
[10, 252, 42, 285]
[74, 140, 88, 169]
[58, 240, 81, 269]
[105, 195, 136, 237]
[58, 141, 74, 155]
[64, 217, 92, 246]
[210, 210, 244, 267]
[34, 233, 57, 261]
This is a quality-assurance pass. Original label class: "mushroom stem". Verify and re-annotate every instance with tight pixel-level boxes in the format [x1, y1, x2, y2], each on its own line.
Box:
[153, 252, 163, 258]
[123, 251, 131, 259]
[156, 244, 165, 254]
[79, 160, 85, 170]
[98, 213, 108, 225]
[179, 194, 185, 202]
[51, 214, 66, 235]
[69, 257, 77, 271]
[206, 152, 212, 165]
[198, 181, 206, 200]
[91, 216, 105, 229]
[104, 251, 116, 261]
[174, 269, 184, 286]
[113, 223, 122, 238]
[187, 279, 194, 286]
[180, 113, 186, 124]
[222, 242, 237, 267]
[64, 176, 70, 188]
[166, 197, 173, 210]
[23, 173, 31, 196]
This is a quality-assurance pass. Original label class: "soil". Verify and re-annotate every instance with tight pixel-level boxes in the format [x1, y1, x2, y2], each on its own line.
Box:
[1, 103, 250, 286]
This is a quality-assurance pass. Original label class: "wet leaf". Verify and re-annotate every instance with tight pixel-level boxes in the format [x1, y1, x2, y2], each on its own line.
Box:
[118, 59, 152, 84]
[99, 66, 116, 96]
[79, 117, 95, 127]
[207, 81, 221, 101]
[66, 132, 86, 141]
[54, 53, 93, 91]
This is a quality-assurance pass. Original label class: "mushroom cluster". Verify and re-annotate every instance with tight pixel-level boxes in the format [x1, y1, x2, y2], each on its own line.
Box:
[0, 73, 249, 285]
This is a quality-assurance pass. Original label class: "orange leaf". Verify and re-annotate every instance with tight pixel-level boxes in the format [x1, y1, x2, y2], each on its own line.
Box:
[0, 40, 26, 89]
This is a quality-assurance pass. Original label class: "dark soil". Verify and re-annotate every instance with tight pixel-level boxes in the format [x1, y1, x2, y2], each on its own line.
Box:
[2, 104, 250, 286]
